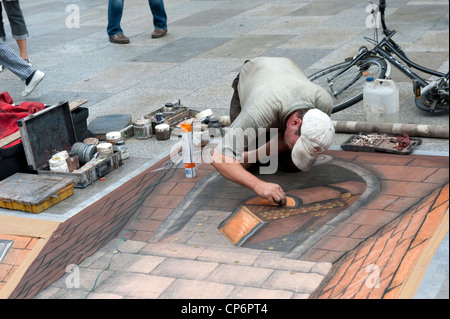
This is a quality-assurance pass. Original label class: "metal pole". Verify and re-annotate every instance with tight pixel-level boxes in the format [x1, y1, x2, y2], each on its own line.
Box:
[333, 121, 449, 139]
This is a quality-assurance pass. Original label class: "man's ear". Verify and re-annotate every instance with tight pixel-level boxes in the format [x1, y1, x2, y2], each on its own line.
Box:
[291, 117, 302, 128]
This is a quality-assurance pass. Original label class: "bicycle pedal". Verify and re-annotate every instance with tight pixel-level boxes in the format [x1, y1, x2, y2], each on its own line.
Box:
[412, 79, 421, 99]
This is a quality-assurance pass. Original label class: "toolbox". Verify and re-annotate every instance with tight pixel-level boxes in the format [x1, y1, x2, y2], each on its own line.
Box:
[341, 133, 422, 155]
[18, 101, 122, 188]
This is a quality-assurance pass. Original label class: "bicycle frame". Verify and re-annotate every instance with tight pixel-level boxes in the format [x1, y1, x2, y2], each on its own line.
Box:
[372, 4, 447, 88]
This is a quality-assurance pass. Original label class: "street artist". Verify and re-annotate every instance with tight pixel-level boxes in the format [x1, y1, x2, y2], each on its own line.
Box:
[211, 57, 335, 206]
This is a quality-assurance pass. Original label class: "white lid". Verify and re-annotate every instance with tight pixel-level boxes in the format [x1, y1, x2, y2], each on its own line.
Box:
[155, 124, 170, 131]
[97, 143, 113, 151]
[52, 150, 69, 159]
[106, 131, 122, 140]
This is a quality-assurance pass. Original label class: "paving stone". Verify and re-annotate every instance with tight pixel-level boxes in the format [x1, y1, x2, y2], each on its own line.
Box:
[95, 273, 175, 298]
[263, 270, 326, 294]
[159, 279, 234, 299]
[197, 246, 261, 266]
[208, 264, 274, 287]
[229, 286, 293, 299]
[151, 259, 219, 280]
[140, 242, 205, 259]
[132, 37, 232, 63]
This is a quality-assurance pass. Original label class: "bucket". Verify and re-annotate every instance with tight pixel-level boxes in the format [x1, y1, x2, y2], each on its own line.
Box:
[363, 77, 399, 123]
[71, 142, 97, 165]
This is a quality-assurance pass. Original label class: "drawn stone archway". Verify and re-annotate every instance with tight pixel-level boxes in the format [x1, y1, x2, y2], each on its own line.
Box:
[217, 156, 381, 257]
[152, 154, 381, 261]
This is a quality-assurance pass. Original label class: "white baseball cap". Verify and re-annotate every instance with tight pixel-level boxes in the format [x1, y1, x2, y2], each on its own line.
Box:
[291, 109, 335, 171]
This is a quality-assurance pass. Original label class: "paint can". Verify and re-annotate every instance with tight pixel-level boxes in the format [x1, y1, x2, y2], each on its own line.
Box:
[96, 143, 114, 157]
[84, 137, 99, 146]
[134, 118, 152, 140]
[71, 142, 97, 165]
[106, 131, 122, 145]
[113, 140, 129, 160]
[49, 156, 69, 172]
[155, 123, 171, 141]
[52, 150, 69, 160]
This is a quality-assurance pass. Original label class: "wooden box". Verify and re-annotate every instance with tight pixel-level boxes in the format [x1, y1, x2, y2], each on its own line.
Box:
[0, 173, 74, 214]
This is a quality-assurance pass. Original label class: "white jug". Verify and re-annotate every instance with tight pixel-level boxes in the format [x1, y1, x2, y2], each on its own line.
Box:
[363, 77, 399, 123]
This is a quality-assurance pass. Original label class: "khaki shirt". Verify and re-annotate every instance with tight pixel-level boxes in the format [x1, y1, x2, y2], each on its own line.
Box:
[218, 57, 332, 160]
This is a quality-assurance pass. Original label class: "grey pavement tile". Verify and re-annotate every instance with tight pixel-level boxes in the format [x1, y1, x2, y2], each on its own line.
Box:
[229, 286, 293, 299]
[94, 272, 175, 298]
[248, 15, 329, 35]
[207, 264, 274, 287]
[170, 8, 242, 26]
[27, 91, 112, 108]
[159, 278, 235, 299]
[277, 26, 362, 50]
[262, 270, 325, 294]
[289, 0, 360, 16]
[263, 48, 334, 70]
[194, 16, 275, 38]
[151, 258, 219, 280]
[238, 2, 310, 19]
[135, 58, 242, 91]
[90, 253, 165, 274]
[199, 34, 295, 59]
[60, 62, 174, 94]
[389, 4, 450, 24]
[132, 37, 232, 63]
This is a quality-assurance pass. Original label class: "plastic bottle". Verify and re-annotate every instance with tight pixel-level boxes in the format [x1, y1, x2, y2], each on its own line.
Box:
[363, 77, 399, 123]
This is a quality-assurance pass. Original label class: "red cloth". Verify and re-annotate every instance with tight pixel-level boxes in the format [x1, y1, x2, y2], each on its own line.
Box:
[396, 134, 410, 150]
[0, 91, 45, 148]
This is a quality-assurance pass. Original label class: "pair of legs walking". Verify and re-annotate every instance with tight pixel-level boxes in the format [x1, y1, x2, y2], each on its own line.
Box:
[107, 0, 167, 42]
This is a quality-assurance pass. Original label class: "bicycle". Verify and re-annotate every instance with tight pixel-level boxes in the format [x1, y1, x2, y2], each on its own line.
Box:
[307, 0, 449, 114]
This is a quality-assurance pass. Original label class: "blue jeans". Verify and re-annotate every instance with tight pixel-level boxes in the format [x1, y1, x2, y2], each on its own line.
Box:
[107, 0, 167, 38]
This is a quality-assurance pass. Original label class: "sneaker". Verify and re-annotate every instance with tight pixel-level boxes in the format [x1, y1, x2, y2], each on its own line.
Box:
[0, 65, 3, 72]
[22, 70, 45, 97]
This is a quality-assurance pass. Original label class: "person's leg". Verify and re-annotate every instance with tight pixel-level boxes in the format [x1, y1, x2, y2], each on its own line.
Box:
[229, 61, 250, 123]
[107, 0, 125, 38]
[0, 39, 44, 96]
[2, 0, 29, 60]
[148, 0, 167, 30]
[229, 73, 241, 123]
[0, 39, 33, 80]
[0, 4, 6, 40]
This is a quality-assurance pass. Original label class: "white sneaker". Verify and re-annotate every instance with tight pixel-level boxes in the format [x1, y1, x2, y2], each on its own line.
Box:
[22, 70, 45, 97]
[0, 65, 3, 72]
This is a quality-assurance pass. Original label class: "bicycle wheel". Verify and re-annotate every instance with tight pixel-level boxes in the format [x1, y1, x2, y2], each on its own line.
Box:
[308, 56, 388, 113]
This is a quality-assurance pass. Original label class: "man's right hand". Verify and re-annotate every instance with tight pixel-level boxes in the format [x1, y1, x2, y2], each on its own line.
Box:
[253, 181, 287, 206]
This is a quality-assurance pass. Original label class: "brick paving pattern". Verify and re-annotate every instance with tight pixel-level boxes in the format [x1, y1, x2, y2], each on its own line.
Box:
[31, 150, 448, 299]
